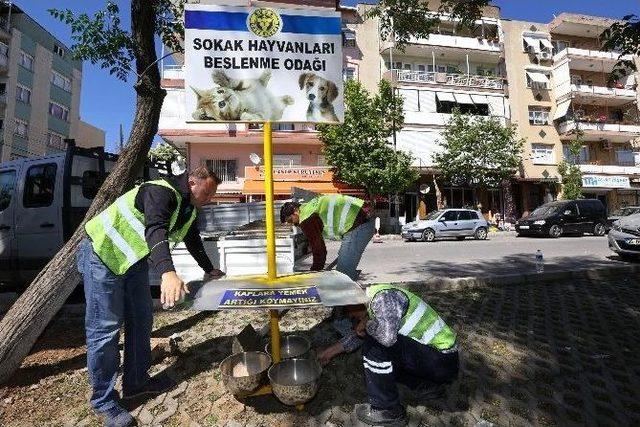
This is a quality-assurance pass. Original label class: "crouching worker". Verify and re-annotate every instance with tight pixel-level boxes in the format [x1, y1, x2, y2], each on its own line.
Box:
[321, 284, 459, 427]
[77, 166, 224, 427]
[280, 194, 374, 280]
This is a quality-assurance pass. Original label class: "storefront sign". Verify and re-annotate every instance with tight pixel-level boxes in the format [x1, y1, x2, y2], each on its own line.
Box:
[245, 166, 333, 181]
[185, 4, 344, 123]
[582, 175, 631, 189]
[219, 286, 322, 308]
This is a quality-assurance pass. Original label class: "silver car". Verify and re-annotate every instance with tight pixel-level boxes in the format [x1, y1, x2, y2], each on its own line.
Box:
[608, 213, 640, 260]
[401, 209, 489, 242]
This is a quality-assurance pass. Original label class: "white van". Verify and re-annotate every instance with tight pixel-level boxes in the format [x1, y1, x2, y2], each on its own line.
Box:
[0, 143, 165, 286]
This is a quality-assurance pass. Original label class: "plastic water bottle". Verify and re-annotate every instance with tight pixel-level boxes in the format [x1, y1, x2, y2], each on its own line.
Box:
[535, 250, 544, 274]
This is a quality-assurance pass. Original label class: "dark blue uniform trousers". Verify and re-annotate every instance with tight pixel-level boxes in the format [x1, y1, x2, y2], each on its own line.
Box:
[362, 334, 459, 410]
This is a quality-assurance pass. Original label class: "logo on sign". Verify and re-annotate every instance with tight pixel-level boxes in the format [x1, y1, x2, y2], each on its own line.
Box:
[247, 8, 282, 38]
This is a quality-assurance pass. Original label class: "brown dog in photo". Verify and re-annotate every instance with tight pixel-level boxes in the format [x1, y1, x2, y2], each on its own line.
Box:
[299, 73, 339, 122]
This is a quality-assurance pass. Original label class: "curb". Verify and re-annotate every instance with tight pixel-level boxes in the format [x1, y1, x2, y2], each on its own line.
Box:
[388, 263, 640, 292]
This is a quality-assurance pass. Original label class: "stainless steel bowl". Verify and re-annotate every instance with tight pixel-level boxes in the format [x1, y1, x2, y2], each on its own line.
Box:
[265, 335, 311, 360]
[268, 358, 322, 406]
[220, 351, 272, 396]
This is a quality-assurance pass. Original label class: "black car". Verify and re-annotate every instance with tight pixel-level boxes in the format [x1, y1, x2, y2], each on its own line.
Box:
[515, 199, 607, 238]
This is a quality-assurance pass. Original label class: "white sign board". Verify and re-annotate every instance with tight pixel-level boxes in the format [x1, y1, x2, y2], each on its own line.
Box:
[582, 175, 631, 189]
[185, 4, 344, 124]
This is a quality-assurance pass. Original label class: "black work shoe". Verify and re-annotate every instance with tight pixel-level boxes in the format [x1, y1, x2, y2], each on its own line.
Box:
[122, 373, 176, 400]
[355, 403, 408, 427]
[98, 404, 136, 427]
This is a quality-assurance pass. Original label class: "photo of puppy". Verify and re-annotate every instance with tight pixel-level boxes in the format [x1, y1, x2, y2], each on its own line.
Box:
[298, 72, 339, 122]
[191, 70, 294, 122]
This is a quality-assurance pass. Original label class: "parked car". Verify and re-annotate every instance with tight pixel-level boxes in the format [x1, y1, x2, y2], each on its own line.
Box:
[401, 209, 489, 242]
[606, 206, 640, 230]
[608, 213, 640, 260]
[515, 199, 607, 238]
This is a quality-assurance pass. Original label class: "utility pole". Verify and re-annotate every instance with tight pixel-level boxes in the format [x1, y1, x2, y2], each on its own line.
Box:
[118, 123, 125, 151]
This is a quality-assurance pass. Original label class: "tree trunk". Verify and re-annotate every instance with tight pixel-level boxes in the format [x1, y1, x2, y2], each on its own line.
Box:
[0, 0, 166, 385]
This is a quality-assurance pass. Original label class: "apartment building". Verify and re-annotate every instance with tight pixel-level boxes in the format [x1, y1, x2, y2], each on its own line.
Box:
[349, 4, 640, 220]
[158, 0, 363, 203]
[0, 2, 105, 162]
[354, 2, 511, 221]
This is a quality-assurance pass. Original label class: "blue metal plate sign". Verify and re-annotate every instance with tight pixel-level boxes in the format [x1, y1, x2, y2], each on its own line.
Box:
[219, 286, 322, 308]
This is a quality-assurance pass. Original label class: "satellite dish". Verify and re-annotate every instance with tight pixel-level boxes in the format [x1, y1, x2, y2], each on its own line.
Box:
[419, 184, 431, 194]
[249, 153, 262, 166]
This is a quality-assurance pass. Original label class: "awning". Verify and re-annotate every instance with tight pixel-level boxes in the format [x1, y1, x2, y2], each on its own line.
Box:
[470, 94, 488, 104]
[540, 38, 554, 51]
[554, 100, 571, 120]
[523, 37, 541, 53]
[527, 71, 550, 84]
[243, 180, 364, 196]
[453, 93, 474, 104]
[436, 91, 456, 102]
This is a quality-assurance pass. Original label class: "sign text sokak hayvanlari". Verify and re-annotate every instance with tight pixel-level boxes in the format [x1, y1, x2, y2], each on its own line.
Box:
[193, 38, 336, 71]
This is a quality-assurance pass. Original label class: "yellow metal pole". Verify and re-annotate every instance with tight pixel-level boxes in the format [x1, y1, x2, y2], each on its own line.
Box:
[263, 121, 281, 363]
[263, 121, 277, 281]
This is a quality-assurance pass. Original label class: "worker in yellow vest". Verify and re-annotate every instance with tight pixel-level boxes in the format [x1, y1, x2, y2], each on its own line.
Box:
[280, 194, 374, 280]
[319, 284, 459, 427]
[77, 166, 223, 427]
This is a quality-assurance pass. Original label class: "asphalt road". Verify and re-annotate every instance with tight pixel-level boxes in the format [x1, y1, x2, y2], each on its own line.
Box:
[296, 231, 629, 283]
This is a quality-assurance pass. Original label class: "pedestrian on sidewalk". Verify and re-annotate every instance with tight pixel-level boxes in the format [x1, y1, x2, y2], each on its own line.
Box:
[77, 166, 224, 427]
[280, 194, 374, 280]
[319, 284, 459, 427]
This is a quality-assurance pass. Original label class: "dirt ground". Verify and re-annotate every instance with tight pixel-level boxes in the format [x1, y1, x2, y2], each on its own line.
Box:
[1, 274, 640, 426]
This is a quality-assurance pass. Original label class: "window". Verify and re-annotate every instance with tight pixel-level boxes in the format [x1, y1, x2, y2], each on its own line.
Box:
[19, 51, 34, 71]
[23, 163, 57, 208]
[563, 144, 589, 165]
[526, 71, 550, 90]
[342, 30, 356, 47]
[47, 132, 66, 150]
[531, 143, 555, 165]
[248, 123, 294, 131]
[51, 71, 72, 92]
[81, 170, 102, 199]
[441, 211, 458, 221]
[528, 106, 551, 125]
[616, 150, 636, 166]
[552, 40, 569, 53]
[0, 42, 7, 57]
[317, 155, 327, 166]
[343, 67, 356, 81]
[273, 155, 302, 167]
[205, 159, 237, 182]
[16, 85, 31, 104]
[14, 119, 28, 139]
[458, 211, 476, 221]
[48, 102, 69, 121]
[0, 169, 16, 212]
[53, 44, 65, 58]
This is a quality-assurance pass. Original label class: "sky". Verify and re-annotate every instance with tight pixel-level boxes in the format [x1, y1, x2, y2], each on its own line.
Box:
[18, 0, 640, 154]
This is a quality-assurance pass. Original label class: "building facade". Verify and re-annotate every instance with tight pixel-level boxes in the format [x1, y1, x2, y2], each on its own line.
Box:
[349, 4, 640, 220]
[0, 3, 105, 162]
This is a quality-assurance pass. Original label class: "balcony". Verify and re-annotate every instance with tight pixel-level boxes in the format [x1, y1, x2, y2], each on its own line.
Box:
[577, 163, 640, 176]
[404, 111, 505, 127]
[394, 70, 504, 90]
[382, 34, 501, 55]
[553, 48, 634, 72]
[557, 119, 640, 142]
[569, 84, 637, 102]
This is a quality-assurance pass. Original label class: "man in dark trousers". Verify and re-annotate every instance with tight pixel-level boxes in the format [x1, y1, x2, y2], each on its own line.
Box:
[280, 194, 374, 280]
[77, 166, 223, 427]
[319, 284, 459, 427]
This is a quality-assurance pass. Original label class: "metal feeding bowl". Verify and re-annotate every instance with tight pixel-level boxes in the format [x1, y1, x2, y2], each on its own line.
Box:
[265, 335, 311, 360]
[220, 351, 272, 396]
[268, 358, 322, 406]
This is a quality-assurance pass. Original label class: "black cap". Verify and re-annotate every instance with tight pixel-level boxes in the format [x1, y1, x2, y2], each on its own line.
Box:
[280, 201, 300, 223]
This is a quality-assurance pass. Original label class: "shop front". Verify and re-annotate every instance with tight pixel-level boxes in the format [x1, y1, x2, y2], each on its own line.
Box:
[242, 166, 364, 201]
[582, 174, 640, 213]
[515, 178, 559, 219]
